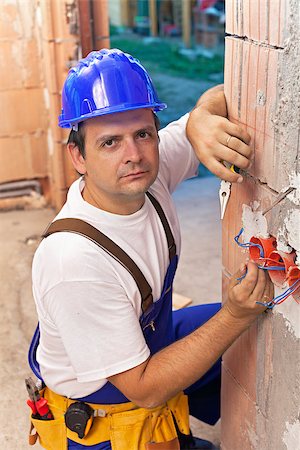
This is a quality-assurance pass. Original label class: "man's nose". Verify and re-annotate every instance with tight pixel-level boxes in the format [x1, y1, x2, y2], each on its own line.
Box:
[123, 139, 142, 164]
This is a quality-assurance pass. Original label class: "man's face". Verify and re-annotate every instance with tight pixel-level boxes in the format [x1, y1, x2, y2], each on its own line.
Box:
[70, 108, 159, 214]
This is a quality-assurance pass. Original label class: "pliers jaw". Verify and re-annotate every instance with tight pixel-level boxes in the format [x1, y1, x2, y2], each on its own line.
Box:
[219, 180, 232, 220]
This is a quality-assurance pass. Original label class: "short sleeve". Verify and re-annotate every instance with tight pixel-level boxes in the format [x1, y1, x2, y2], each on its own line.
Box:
[158, 113, 199, 193]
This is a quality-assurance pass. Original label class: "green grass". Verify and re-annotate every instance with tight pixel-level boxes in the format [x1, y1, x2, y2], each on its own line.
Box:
[110, 36, 224, 81]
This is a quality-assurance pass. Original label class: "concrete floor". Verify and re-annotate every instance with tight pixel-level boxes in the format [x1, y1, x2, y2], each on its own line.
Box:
[0, 176, 222, 449]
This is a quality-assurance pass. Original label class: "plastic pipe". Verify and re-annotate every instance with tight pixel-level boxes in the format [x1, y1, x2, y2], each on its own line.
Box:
[287, 266, 300, 303]
[267, 250, 296, 287]
[249, 236, 277, 261]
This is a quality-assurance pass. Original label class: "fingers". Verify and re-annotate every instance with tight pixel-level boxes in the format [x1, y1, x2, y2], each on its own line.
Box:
[230, 263, 247, 289]
[239, 261, 260, 295]
[250, 265, 268, 301]
[206, 160, 244, 183]
[224, 135, 252, 160]
[219, 146, 252, 170]
[226, 122, 251, 145]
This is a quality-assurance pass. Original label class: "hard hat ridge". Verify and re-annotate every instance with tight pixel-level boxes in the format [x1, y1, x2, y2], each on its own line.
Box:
[58, 48, 167, 128]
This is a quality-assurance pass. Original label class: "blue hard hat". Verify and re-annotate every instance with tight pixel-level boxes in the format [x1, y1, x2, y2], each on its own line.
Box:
[58, 48, 167, 128]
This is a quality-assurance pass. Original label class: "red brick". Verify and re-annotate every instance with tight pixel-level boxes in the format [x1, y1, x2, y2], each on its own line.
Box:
[262, 48, 279, 188]
[40, 0, 54, 41]
[0, 134, 48, 183]
[51, 0, 74, 41]
[225, 0, 234, 35]
[221, 366, 258, 450]
[0, 42, 23, 91]
[240, 40, 251, 126]
[40, 0, 73, 42]
[252, 45, 269, 181]
[248, 0, 259, 42]
[242, 0, 250, 38]
[41, 41, 59, 95]
[246, 43, 259, 147]
[23, 39, 43, 88]
[0, 40, 42, 91]
[259, 0, 269, 43]
[0, 89, 48, 136]
[269, 0, 284, 47]
[222, 178, 256, 275]
[0, 3, 22, 40]
[227, 38, 243, 124]
[223, 321, 258, 401]
[224, 37, 234, 106]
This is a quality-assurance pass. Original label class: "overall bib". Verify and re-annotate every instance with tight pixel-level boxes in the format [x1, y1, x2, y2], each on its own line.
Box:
[28, 193, 221, 450]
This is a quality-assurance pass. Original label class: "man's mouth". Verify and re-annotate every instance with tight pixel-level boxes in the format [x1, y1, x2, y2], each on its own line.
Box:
[123, 171, 147, 178]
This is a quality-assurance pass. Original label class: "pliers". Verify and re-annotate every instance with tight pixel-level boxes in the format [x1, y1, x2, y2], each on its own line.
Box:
[25, 377, 53, 420]
[219, 164, 241, 220]
[219, 179, 232, 220]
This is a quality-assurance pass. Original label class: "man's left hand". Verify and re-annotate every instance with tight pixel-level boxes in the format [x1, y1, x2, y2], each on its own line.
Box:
[186, 95, 252, 183]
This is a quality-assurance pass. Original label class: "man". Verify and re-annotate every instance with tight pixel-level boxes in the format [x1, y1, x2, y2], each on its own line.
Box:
[28, 49, 273, 450]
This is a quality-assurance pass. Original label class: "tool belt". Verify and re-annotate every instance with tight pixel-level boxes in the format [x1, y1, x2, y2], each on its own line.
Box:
[29, 387, 190, 450]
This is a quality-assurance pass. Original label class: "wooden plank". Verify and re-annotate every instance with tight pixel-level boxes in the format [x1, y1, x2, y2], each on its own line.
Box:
[172, 292, 193, 310]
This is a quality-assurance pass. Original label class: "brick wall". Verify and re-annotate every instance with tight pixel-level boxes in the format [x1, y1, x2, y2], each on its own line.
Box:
[0, 0, 109, 209]
[0, 1, 48, 184]
[222, 1, 300, 449]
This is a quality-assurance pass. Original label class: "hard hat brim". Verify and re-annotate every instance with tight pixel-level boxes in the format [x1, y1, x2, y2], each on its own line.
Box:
[59, 102, 167, 128]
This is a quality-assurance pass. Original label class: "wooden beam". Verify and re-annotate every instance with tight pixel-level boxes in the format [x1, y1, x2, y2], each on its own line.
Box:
[92, 0, 110, 50]
[182, 0, 192, 48]
[149, 0, 158, 37]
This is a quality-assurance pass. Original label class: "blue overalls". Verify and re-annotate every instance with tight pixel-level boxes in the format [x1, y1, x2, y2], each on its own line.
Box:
[29, 193, 221, 449]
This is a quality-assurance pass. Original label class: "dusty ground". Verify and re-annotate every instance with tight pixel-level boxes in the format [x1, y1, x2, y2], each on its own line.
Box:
[0, 176, 221, 449]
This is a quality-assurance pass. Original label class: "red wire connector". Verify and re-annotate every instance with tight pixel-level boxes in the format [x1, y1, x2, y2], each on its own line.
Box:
[249, 236, 277, 261]
[266, 250, 296, 287]
[287, 266, 300, 303]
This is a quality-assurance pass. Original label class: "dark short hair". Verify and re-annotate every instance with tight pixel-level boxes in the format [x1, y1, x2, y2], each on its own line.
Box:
[67, 112, 161, 158]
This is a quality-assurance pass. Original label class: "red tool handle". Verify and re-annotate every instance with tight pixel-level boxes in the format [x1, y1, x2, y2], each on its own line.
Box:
[27, 399, 38, 415]
[36, 397, 54, 420]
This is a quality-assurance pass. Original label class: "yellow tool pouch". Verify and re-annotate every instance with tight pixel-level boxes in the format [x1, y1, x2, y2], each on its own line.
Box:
[29, 387, 190, 450]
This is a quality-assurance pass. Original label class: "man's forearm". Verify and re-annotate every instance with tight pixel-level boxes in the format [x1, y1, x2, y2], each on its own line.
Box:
[139, 305, 256, 407]
[110, 305, 256, 408]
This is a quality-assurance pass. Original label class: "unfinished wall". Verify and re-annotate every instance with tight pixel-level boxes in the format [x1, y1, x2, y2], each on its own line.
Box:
[222, 1, 300, 449]
[0, 0, 79, 207]
[0, 0, 110, 210]
[0, 0, 48, 185]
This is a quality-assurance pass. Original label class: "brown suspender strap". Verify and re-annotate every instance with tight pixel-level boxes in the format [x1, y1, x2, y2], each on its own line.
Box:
[43, 193, 176, 313]
[146, 192, 176, 260]
[43, 218, 153, 313]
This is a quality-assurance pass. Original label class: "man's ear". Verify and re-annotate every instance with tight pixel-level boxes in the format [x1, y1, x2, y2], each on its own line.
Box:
[67, 143, 87, 175]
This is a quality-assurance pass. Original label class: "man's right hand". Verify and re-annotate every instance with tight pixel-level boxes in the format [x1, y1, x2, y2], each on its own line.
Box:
[224, 261, 274, 320]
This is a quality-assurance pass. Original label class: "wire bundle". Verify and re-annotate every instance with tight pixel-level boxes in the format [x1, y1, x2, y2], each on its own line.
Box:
[234, 228, 299, 309]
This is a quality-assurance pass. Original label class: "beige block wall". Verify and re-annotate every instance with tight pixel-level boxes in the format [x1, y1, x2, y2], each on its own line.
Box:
[0, 0, 80, 207]
[0, 0, 48, 184]
[222, 1, 300, 449]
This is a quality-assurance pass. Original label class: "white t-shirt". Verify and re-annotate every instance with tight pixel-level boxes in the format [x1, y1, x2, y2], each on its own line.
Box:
[32, 114, 199, 398]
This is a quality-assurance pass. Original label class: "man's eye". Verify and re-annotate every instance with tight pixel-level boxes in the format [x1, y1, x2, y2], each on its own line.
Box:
[103, 139, 114, 147]
[138, 131, 148, 138]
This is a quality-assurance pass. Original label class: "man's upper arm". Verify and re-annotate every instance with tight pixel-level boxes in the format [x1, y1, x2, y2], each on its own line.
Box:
[158, 114, 199, 193]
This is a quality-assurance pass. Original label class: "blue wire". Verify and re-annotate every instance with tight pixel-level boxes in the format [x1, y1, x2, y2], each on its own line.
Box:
[256, 279, 300, 309]
[234, 228, 299, 309]
[257, 265, 285, 271]
[234, 228, 264, 258]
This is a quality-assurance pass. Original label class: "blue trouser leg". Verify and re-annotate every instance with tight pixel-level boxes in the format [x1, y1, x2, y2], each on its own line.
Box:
[68, 303, 222, 448]
[173, 303, 222, 425]
[67, 439, 111, 449]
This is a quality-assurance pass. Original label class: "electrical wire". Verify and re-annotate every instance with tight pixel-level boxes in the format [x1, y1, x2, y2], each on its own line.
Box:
[234, 228, 299, 308]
